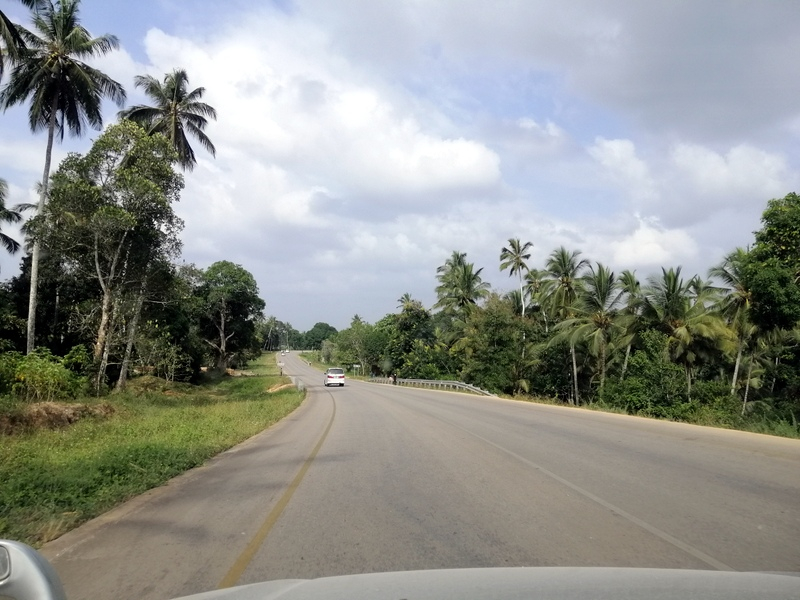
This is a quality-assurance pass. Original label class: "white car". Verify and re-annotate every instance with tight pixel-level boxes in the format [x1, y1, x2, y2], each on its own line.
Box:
[323, 368, 345, 387]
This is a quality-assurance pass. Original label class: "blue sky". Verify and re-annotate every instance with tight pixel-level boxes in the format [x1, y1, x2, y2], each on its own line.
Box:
[1, 0, 799, 331]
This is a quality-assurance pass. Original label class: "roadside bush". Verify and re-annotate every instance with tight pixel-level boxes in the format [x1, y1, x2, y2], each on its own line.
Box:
[600, 330, 688, 418]
[11, 350, 81, 403]
[0, 351, 23, 395]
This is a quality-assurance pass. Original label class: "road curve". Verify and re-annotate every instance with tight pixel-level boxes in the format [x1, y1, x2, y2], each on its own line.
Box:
[43, 353, 800, 599]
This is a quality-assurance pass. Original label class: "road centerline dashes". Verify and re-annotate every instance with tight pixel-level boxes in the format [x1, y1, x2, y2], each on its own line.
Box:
[218, 394, 337, 588]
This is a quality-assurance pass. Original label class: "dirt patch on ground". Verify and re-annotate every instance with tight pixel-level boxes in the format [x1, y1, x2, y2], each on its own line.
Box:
[0, 401, 115, 435]
[268, 383, 295, 393]
[226, 368, 257, 377]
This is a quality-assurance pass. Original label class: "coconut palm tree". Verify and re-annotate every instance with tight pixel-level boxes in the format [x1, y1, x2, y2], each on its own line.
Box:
[500, 238, 533, 317]
[709, 247, 754, 395]
[642, 267, 733, 397]
[119, 68, 216, 171]
[435, 261, 490, 316]
[553, 263, 624, 393]
[0, 0, 126, 353]
[525, 267, 553, 333]
[544, 246, 589, 404]
[617, 269, 643, 381]
[0, 178, 23, 256]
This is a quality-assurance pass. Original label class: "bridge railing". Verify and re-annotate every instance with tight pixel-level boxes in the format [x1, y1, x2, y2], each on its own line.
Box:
[369, 377, 495, 397]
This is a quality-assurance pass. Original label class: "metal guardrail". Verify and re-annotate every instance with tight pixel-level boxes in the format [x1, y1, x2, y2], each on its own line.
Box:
[369, 377, 495, 397]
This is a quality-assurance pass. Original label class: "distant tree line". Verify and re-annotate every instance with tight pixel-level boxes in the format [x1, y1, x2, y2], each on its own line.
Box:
[315, 193, 800, 435]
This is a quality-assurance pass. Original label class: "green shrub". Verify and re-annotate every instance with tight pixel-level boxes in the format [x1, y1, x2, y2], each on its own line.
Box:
[600, 330, 688, 419]
[0, 352, 23, 395]
[11, 350, 80, 403]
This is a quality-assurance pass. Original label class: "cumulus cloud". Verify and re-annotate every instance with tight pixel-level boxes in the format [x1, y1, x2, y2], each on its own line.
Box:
[671, 143, 792, 203]
[607, 216, 698, 269]
[587, 137, 658, 204]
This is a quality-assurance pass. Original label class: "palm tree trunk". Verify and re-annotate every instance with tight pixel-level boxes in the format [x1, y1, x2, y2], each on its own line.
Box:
[620, 342, 631, 381]
[26, 98, 58, 354]
[685, 366, 692, 402]
[571, 343, 579, 406]
[741, 354, 754, 416]
[598, 342, 606, 394]
[771, 356, 779, 394]
[730, 338, 743, 395]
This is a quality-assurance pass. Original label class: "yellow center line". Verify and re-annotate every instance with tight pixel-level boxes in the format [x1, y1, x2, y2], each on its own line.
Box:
[218, 396, 337, 588]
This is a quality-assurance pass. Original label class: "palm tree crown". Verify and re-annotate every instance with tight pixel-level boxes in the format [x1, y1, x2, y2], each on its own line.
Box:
[119, 68, 217, 171]
[1, 0, 126, 138]
[0, 1, 44, 77]
[500, 238, 533, 317]
[435, 252, 490, 315]
[0, 178, 23, 255]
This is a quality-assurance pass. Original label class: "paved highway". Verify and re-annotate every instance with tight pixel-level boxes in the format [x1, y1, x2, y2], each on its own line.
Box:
[43, 353, 800, 599]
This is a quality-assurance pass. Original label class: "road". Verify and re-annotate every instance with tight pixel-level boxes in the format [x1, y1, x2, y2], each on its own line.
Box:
[42, 353, 800, 599]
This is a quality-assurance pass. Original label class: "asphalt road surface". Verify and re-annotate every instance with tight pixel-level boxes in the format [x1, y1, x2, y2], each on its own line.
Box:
[42, 353, 800, 600]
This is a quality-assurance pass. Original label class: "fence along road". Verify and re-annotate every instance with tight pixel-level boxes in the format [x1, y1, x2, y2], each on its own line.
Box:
[43, 352, 800, 599]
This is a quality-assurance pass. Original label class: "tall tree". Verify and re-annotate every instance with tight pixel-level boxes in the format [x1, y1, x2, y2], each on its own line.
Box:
[0, 178, 23, 256]
[435, 261, 490, 316]
[119, 68, 217, 171]
[642, 267, 733, 397]
[198, 261, 265, 370]
[38, 121, 183, 387]
[553, 263, 623, 393]
[500, 238, 533, 317]
[544, 246, 589, 404]
[616, 269, 643, 381]
[0, 0, 126, 354]
[709, 248, 754, 395]
[743, 192, 800, 331]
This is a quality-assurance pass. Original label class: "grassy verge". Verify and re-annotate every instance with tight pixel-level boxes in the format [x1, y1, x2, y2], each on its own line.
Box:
[0, 354, 304, 547]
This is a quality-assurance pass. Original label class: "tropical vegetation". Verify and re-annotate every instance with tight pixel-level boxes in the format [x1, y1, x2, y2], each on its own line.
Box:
[312, 193, 800, 438]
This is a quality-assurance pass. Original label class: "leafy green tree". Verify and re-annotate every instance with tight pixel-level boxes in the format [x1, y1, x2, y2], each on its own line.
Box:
[197, 261, 265, 369]
[599, 329, 688, 418]
[0, 0, 126, 354]
[459, 294, 529, 393]
[302, 322, 337, 350]
[333, 315, 387, 375]
[383, 301, 434, 377]
[743, 193, 800, 331]
[128, 261, 204, 384]
[119, 68, 217, 171]
[37, 121, 183, 385]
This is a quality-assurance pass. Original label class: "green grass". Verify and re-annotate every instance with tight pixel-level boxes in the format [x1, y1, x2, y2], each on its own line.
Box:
[0, 354, 304, 547]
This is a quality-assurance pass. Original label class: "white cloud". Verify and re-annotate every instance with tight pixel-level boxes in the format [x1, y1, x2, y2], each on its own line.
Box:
[587, 137, 658, 204]
[671, 143, 792, 201]
[607, 216, 698, 269]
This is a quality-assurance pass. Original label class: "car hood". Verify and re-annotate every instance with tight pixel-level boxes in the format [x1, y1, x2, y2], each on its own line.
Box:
[175, 567, 800, 600]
